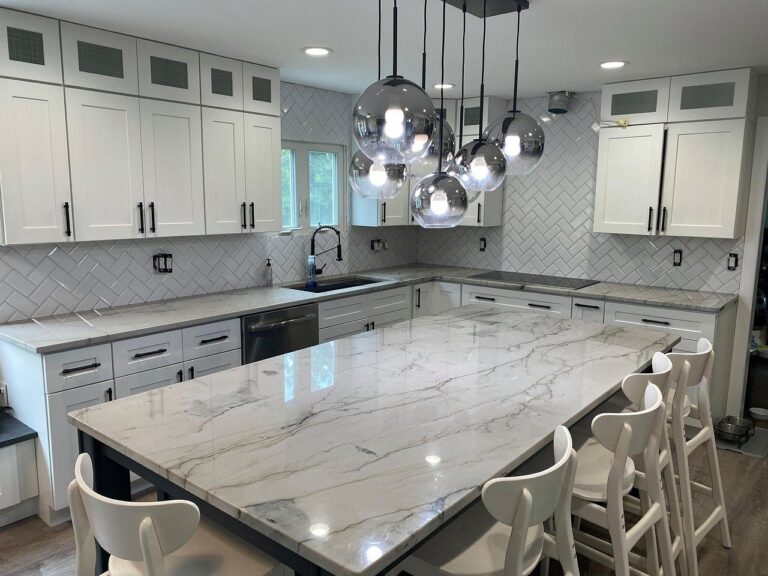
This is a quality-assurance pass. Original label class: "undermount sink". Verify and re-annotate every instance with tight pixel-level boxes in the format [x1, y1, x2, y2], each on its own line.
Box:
[285, 276, 384, 293]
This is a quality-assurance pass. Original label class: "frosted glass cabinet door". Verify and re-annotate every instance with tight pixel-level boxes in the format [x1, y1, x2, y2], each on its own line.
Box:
[66, 88, 145, 241]
[140, 99, 205, 237]
[668, 68, 756, 122]
[242, 62, 280, 116]
[201, 53, 243, 110]
[137, 40, 200, 104]
[660, 119, 751, 239]
[601, 78, 671, 125]
[593, 124, 665, 235]
[244, 113, 282, 232]
[0, 8, 62, 83]
[0, 79, 73, 245]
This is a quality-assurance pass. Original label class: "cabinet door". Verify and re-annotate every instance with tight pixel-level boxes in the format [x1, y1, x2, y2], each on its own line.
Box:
[47, 380, 113, 510]
[0, 80, 73, 245]
[668, 69, 755, 122]
[137, 40, 200, 104]
[114, 363, 183, 398]
[433, 98, 457, 129]
[140, 99, 205, 237]
[202, 107, 246, 234]
[184, 349, 242, 380]
[244, 113, 282, 232]
[380, 190, 410, 226]
[601, 78, 670, 125]
[243, 62, 280, 116]
[461, 191, 502, 227]
[593, 124, 665, 235]
[432, 282, 462, 314]
[661, 119, 750, 239]
[572, 299, 605, 323]
[61, 23, 138, 94]
[0, 8, 62, 83]
[412, 283, 434, 318]
[462, 285, 572, 318]
[201, 53, 243, 110]
[67, 88, 144, 241]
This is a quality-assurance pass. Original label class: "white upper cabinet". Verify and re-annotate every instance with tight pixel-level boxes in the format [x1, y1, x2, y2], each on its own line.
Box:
[460, 190, 503, 228]
[668, 68, 756, 122]
[593, 124, 665, 235]
[203, 107, 247, 234]
[433, 98, 457, 131]
[243, 62, 280, 116]
[0, 79, 72, 244]
[201, 53, 243, 110]
[0, 8, 62, 83]
[660, 119, 752, 239]
[140, 99, 205, 237]
[460, 96, 507, 138]
[137, 40, 200, 104]
[244, 113, 282, 232]
[601, 78, 671, 125]
[352, 181, 411, 227]
[61, 23, 138, 94]
[66, 88, 145, 241]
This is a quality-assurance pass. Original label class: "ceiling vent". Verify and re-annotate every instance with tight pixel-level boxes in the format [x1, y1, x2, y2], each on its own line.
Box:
[548, 91, 574, 114]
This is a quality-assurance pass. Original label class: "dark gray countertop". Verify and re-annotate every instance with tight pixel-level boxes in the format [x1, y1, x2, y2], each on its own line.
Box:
[0, 412, 37, 449]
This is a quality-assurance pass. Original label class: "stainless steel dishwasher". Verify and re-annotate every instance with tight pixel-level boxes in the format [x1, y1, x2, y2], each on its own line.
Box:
[241, 303, 319, 364]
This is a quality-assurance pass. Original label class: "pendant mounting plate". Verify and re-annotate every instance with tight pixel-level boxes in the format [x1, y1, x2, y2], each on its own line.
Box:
[444, 0, 529, 18]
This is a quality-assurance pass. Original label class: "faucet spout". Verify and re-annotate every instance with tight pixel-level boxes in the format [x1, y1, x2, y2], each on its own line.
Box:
[308, 225, 342, 286]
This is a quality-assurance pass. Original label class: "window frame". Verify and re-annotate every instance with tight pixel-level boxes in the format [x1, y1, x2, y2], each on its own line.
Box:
[280, 140, 346, 234]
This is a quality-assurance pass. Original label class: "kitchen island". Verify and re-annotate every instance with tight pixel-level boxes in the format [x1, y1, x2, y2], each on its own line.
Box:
[69, 305, 679, 576]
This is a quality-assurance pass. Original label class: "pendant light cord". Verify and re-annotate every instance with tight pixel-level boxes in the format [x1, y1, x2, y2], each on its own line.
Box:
[392, 0, 398, 76]
[421, 0, 428, 89]
[459, 1, 466, 148]
[438, 0, 447, 173]
[377, 0, 382, 79]
[478, 0, 487, 140]
[512, 1, 521, 113]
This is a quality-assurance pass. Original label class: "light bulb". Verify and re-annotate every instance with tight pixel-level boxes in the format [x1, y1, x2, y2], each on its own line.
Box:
[470, 156, 489, 180]
[368, 162, 388, 186]
[384, 107, 405, 139]
[411, 133, 429, 153]
[504, 134, 521, 157]
[430, 190, 449, 215]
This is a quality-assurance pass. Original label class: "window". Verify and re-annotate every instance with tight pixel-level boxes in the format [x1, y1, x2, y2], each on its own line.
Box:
[281, 141, 344, 231]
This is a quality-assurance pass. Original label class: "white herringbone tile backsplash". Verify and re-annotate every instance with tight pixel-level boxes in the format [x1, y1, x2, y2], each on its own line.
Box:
[417, 92, 744, 294]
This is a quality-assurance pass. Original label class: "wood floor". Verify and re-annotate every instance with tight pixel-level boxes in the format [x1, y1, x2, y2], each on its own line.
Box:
[0, 448, 766, 576]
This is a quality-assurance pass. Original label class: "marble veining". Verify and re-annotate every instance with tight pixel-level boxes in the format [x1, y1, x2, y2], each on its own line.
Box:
[69, 306, 678, 576]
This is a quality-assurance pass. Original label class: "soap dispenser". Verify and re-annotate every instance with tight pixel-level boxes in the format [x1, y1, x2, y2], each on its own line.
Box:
[265, 258, 273, 287]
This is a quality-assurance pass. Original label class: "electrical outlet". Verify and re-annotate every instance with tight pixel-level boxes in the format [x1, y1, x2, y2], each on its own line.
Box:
[728, 253, 739, 271]
[480, 237, 487, 252]
[673, 249, 682, 267]
[153, 253, 173, 273]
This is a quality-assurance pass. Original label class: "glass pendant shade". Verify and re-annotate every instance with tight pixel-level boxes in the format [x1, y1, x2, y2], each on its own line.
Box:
[409, 119, 456, 178]
[451, 139, 507, 199]
[410, 172, 468, 228]
[483, 111, 545, 176]
[352, 76, 436, 165]
[349, 150, 407, 200]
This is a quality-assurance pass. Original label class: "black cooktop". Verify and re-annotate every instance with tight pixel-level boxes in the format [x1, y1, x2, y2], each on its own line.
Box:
[469, 271, 599, 290]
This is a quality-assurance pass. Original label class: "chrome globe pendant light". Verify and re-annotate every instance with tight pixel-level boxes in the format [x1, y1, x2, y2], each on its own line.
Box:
[451, 0, 506, 200]
[352, 0, 436, 166]
[411, 0, 468, 229]
[411, 0, 456, 179]
[349, 0, 407, 200]
[483, 2, 545, 176]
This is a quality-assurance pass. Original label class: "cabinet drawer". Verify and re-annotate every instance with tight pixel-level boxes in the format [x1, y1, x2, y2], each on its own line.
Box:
[115, 363, 183, 398]
[319, 320, 367, 343]
[462, 285, 572, 318]
[182, 319, 241, 360]
[368, 287, 412, 316]
[43, 344, 114, 394]
[603, 302, 715, 341]
[370, 307, 411, 330]
[184, 349, 241, 380]
[319, 295, 368, 328]
[112, 330, 183, 377]
[572, 299, 605, 323]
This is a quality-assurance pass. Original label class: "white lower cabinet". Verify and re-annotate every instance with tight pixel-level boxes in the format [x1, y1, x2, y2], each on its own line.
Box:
[412, 283, 434, 318]
[571, 299, 605, 322]
[462, 285, 572, 318]
[319, 321, 367, 343]
[318, 287, 413, 342]
[184, 349, 241, 379]
[413, 282, 461, 317]
[115, 363, 184, 398]
[47, 380, 113, 511]
[0, 440, 37, 512]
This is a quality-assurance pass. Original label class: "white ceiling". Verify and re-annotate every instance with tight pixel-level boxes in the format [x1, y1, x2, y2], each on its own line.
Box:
[4, 0, 768, 99]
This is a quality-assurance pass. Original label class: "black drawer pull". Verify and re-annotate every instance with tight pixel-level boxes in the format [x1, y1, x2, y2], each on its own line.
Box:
[149, 202, 156, 233]
[661, 207, 668, 232]
[189, 366, 195, 379]
[477, 203, 482, 224]
[575, 303, 600, 310]
[133, 348, 167, 359]
[200, 335, 228, 345]
[641, 318, 671, 326]
[382, 202, 387, 223]
[371, 320, 375, 330]
[61, 362, 101, 375]
[177, 369, 184, 383]
[647, 206, 654, 232]
[365, 323, 370, 331]
[475, 296, 496, 302]
[416, 288, 421, 308]
[249, 202, 255, 229]
[528, 303, 552, 310]
[138, 202, 145, 234]
[64, 202, 72, 237]
[105, 387, 113, 402]
[241, 202, 247, 229]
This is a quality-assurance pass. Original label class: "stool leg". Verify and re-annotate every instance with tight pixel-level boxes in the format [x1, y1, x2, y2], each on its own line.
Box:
[662, 449, 688, 576]
[640, 491, 660, 576]
[672, 422, 698, 576]
[647, 467, 677, 576]
[607, 508, 631, 576]
[704, 428, 731, 548]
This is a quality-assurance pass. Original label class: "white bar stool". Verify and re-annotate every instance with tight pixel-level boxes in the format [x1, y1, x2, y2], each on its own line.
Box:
[401, 426, 579, 576]
[68, 453, 280, 576]
[666, 339, 731, 576]
[571, 383, 676, 576]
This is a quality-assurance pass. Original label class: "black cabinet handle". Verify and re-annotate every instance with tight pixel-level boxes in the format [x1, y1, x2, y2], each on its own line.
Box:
[241, 202, 247, 229]
[132, 348, 167, 359]
[382, 202, 387, 223]
[641, 318, 671, 326]
[371, 320, 375, 330]
[64, 202, 72, 237]
[528, 303, 552, 310]
[189, 366, 195, 379]
[177, 369, 184, 382]
[475, 295, 496, 302]
[200, 335, 228, 345]
[661, 207, 668, 232]
[416, 288, 421, 308]
[61, 362, 101, 375]
[138, 202, 145, 234]
[477, 203, 482, 224]
[249, 202, 255, 229]
[575, 303, 600, 310]
[149, 202, 156, 233]
[105, 387, 113, 402]
[647, 206, 654, 232]
[365, 323, 370, 331]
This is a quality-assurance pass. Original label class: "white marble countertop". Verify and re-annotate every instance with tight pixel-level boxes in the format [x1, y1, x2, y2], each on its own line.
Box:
[0, 264, 735, 354]
[69, 306, 679, 576]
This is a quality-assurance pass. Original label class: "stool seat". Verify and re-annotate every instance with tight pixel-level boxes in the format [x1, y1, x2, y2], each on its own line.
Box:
[573, 437, 635, 502]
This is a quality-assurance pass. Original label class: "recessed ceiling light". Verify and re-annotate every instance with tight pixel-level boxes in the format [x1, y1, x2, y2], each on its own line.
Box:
[433, 83, 454, 90]
[600, 60, 628, 70]
[302, 46, 333, 57]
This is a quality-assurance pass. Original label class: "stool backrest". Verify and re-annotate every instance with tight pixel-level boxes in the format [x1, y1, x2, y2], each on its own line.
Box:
[592, 384, 663, 457]
[666, 338, 713, 416]
[69, 453, 199, 572]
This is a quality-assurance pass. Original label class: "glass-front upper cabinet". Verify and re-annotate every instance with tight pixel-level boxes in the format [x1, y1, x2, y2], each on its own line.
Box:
[601, 78, 671, 125]
[243, 62, 280, 116]
[668, 68, 756, 122]
[137, 40, 200, 104]
[61, 23, 138, 94]
[0, 8, 62, 83]
[200, 53, 243, 110]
